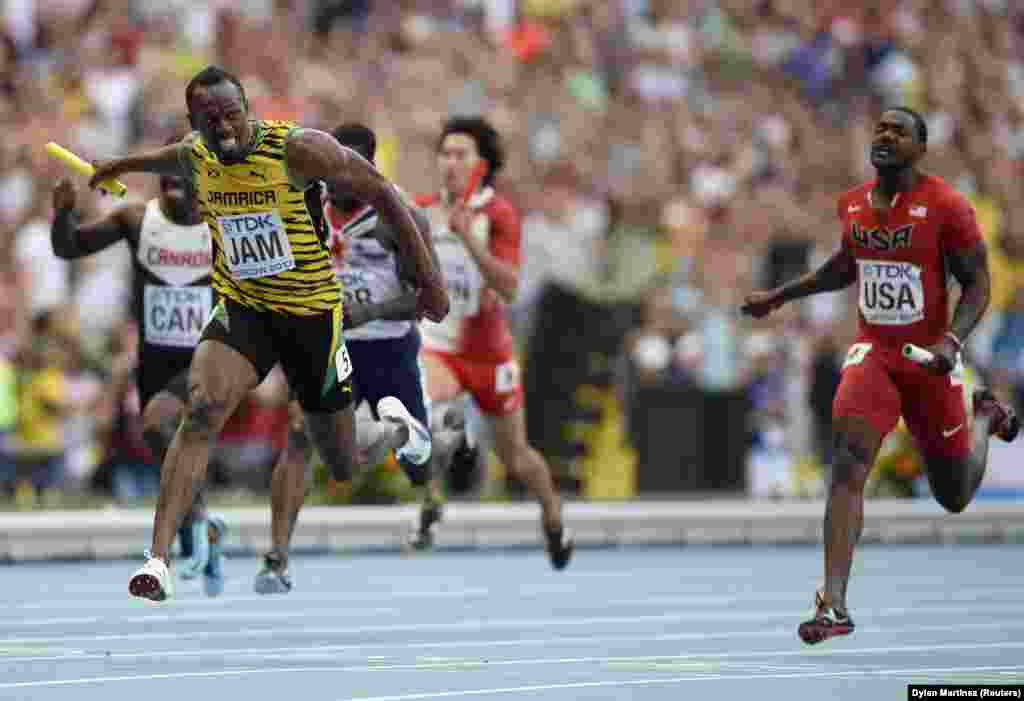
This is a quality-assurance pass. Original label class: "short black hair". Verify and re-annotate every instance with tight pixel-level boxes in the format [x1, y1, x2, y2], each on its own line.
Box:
[886, 106, 928, 146]
[185, 65, 246, 113]
[331, 123, 376, 164]
[438, 116, 504, 187]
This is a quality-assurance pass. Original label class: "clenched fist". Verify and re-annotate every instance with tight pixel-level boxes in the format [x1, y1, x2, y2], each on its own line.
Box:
[417, 279, 450, 323]
[740, 290, 785, 318]
[52, 178, 77, 211]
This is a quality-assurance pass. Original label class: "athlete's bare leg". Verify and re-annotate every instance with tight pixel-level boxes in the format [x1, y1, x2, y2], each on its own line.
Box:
[280, 405, 356, 568]
[923, 389, 1016, 514]
[421, 354, 467, 504]
[420, 353, 568, 566]
[269, 400, 313, 564]
[923, 435, 991, 516]
[148, 340, 259, 563]
[490, 408, 563, 531]
[142, 390, 208, 530]
[141, 391, 207, 569]
[821, 415, 884, 613]
[141, 392, 186, 466]
[428, 420, 467, 492]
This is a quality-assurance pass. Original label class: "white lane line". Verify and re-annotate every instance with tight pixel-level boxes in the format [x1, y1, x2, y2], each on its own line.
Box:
[3, 653, 1024, 691]
[0, 613, 691, 645]
[127, 640, 1024, 673]
[8, 587, 1024, 627]
[18, 573, 1024, 609]
[339, 666, 1024, 701]
[9, 584, 1024, 620]
[14, 582, 1023, 614]
[3, 607, 398, 628]
[12, 589, 490, 611]
[1, 617, 105, 627]
[204, 641, 1024, 669]
[605, 587, 1024, 608]
[4, 601, 1024, 645]
[5, 619, 1024, 663]
[17, 569, 983, 602]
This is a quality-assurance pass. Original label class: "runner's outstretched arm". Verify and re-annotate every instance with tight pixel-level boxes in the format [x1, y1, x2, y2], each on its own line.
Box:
[742, 247, 857, 318]
[88, 141, 191, 184]
[284, 128, 448, 322]
[51, 179, 144, 258]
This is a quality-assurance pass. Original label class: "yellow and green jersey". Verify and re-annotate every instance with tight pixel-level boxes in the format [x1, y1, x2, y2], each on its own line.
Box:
[186, 120, 341, 316]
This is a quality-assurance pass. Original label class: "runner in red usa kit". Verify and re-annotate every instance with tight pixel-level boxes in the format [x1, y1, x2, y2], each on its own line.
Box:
[742, 107, 1019, 645]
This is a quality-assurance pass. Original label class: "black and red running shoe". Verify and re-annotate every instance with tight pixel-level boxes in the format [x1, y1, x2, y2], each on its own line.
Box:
[798, 591, 855, 645]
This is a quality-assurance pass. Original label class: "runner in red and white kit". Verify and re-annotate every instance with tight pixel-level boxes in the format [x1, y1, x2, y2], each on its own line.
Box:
[743, 107, 1019, 644]
[415, 117, 572, 569]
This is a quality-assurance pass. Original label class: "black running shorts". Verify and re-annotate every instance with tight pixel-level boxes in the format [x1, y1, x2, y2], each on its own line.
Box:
[137, 344, 192, 408]
[199, 298, 354, 413]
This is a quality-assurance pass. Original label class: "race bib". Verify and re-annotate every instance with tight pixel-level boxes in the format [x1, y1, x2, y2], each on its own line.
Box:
[858, 260, 924, 325]
[335, 340, 353, 382]
[143, 285, 213, 348]
[338, 270, 375, 307]
[495, 359, 520, 393]
[434, 235, 483, 319]
[218, 211, 295, 280]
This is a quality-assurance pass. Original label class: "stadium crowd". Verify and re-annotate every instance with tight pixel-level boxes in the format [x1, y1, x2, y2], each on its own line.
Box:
[1, 0, 1023, 505]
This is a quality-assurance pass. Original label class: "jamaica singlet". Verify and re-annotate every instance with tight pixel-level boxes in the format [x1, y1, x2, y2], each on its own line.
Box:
[185, 120, 341, 316]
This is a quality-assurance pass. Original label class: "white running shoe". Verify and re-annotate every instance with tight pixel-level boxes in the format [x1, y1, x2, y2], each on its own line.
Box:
[129, 551, 174, 602]
[378, 397, 431, 465]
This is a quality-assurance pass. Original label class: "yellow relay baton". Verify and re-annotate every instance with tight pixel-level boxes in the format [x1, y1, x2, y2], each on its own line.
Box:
[45, 142, 128, 197]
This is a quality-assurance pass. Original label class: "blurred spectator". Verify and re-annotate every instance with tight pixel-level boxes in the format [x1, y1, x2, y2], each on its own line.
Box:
[0, 349, 16, 496]
[624, 285, 690, 389]
[987, 215, 1024, 406]
[14, 312, 70, 505]
[807, 332, 843, 469]
[515, 161, 608, 335]
[745, 330, 790, 498]
[14, 196, 68, 319]
[312, 0, 373, 38]
[94, 319, 158, 505]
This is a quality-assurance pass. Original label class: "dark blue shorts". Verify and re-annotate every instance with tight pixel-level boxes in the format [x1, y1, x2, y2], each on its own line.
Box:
[348, 329, 430, 483]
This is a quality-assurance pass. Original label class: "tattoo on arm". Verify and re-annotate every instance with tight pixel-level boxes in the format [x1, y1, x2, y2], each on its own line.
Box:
[948, 241, 991, 343]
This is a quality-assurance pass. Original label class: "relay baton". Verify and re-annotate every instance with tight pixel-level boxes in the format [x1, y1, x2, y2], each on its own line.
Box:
[902, 343, 934, 366]
[45, 142, 128, 197]
[460, 161, 487, 206]
[448, 161, 487, 233]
